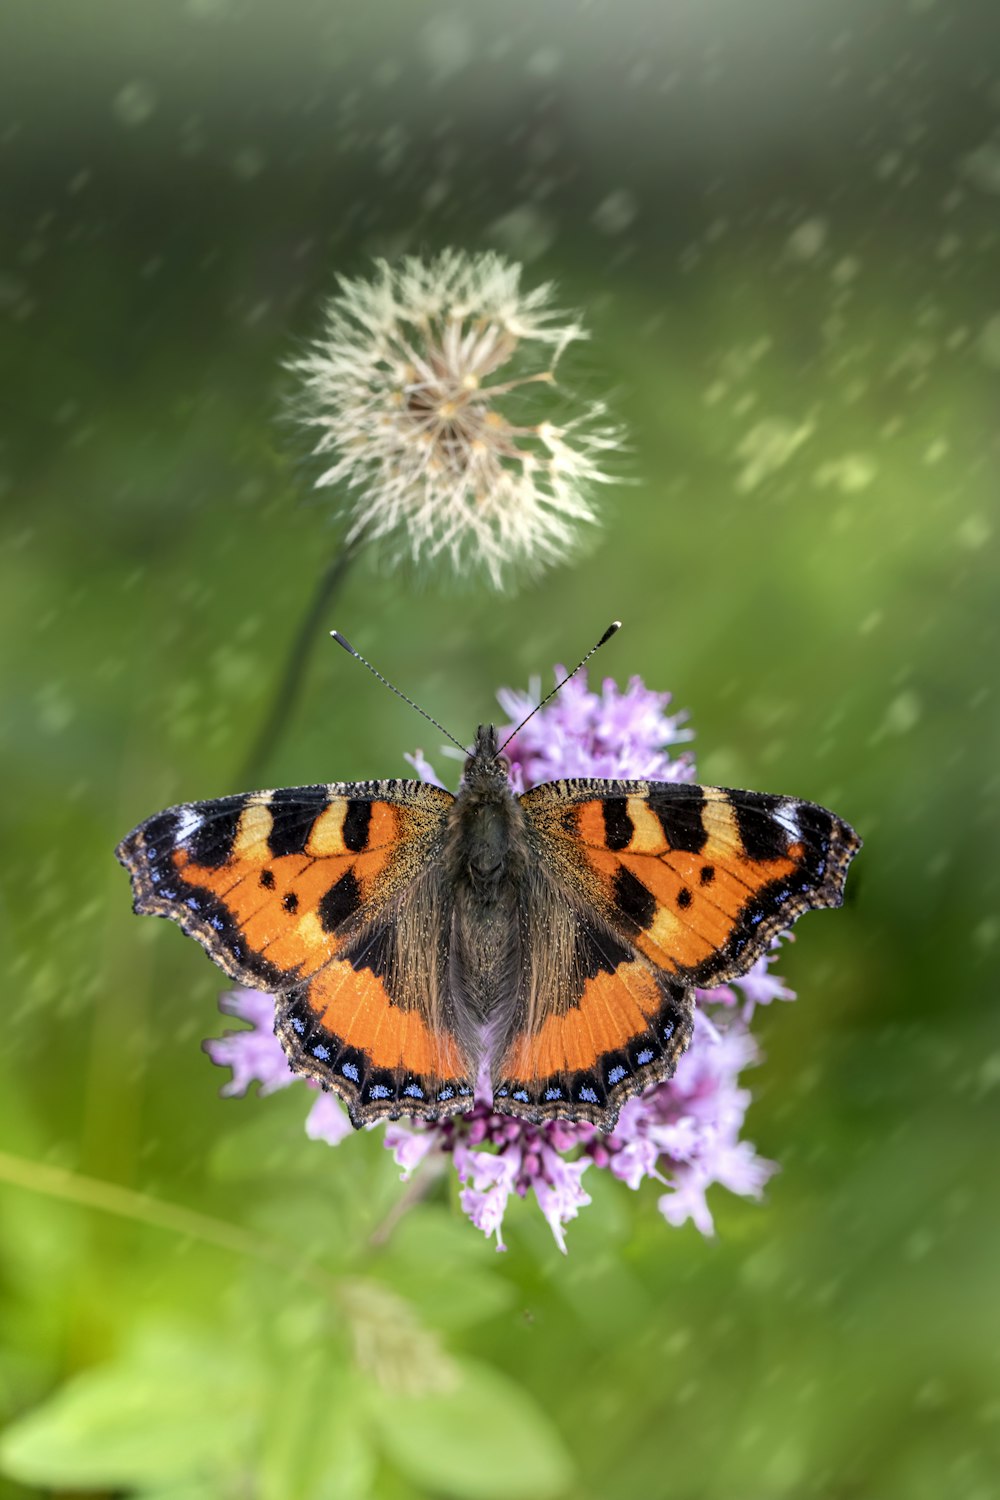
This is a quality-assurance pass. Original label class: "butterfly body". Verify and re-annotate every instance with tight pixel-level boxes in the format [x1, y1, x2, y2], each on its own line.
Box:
[447, 725, 525, 895]
[117, 726, 860, 1132]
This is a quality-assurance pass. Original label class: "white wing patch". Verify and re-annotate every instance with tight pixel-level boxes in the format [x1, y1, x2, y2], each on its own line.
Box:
[773, 800, 802, 842]
[174, 805, 203, 844]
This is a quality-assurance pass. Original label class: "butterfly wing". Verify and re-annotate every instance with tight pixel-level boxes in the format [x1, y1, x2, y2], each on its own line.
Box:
[548, 780, 862, 986]
[491, 778, 861, 1130]
[116, 779, 476, 1125]
[490, 865, 695, 1130]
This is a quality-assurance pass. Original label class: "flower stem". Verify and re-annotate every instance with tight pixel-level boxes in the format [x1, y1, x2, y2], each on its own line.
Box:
[239, 544, 356, 786]
[0, 1149, 342, 1300]
[368, 1155, 446, 1248]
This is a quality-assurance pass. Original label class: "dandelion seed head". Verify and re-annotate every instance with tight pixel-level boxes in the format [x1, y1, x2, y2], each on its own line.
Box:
[289, 250, 621, 587]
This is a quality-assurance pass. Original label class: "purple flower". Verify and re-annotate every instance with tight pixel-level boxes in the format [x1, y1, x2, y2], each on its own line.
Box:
[597, 1010, 776, 1236]
[496, 670, 694, 792]
[418, 1111, 594, 1252]
[304, 1091, 354, 1147]
[205, 988, 354, 1145]
[202, 988, 296, 1097]
[729, 953, 797, 1019]
[204, 669, 793, 1252]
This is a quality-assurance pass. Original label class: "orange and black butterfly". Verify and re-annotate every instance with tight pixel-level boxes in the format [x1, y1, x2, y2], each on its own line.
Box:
[116, 630, 860, 1131]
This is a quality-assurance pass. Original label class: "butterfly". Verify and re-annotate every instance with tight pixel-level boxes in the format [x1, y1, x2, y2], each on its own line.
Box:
[116, 634, 861, 1134]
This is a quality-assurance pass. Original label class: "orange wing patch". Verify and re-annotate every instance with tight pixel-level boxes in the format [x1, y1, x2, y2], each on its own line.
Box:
[494, 957, 694, 1129]
[276, 959, 473, 1125]
[167, 798, 399, 983]
[116, 786, 444, 991]
[501, 962, 660, 1079]
[302, 962, 465, 1078]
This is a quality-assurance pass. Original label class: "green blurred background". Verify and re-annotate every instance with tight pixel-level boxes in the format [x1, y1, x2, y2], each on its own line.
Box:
[1, 1, 998, 1495]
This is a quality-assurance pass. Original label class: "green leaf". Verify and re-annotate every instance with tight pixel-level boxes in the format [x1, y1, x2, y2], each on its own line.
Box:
[371, 1359, 572, 1500]
[256, 1357, 375, 1500]
[0, 1326, 257, 1490]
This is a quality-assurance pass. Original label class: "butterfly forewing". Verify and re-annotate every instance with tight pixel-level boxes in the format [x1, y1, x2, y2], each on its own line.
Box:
[522, 778, 860, 984]
[116, 779, 478, 1125]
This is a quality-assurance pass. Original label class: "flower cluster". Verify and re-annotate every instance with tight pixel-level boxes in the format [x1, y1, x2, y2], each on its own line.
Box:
[288, 250, 620, 588]
[205, 670, 794, 1251]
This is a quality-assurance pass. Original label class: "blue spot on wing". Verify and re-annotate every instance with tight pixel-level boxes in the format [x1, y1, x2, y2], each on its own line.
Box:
[341, 1061, 359, 1082]
[607, 1064, 627, 1085]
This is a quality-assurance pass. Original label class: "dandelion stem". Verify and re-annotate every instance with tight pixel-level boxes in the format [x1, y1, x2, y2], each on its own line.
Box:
[240, 543, 357, 785]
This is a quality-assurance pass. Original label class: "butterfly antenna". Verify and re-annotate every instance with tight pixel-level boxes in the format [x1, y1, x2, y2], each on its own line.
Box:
[497, 620, 622, 756]
[330, 631, 467, 752]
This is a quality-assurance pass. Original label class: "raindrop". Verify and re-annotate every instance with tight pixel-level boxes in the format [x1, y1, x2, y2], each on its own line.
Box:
[526, 47, 562, 78]
[734, 418, 814, 493]
[592, 190, 638, 236]
[420, 14, 473, 80]
[232, 147, 266, 181]
[487, 204, 555, 263]
[977, 314, 1000, 370]
[883, 691, 922, 736]
[813, 454, 877, 493]
[112, 80, 158, 128]
[962, 141, 1000, 196]
[785, 217, 827, 262]
[956, 514, 991, 551]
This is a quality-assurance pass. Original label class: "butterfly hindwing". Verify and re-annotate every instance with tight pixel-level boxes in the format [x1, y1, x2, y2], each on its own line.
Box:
[116, 779, 477, 1124]
[275, 863, 476, 1123]
[491, 873, 695, 1128]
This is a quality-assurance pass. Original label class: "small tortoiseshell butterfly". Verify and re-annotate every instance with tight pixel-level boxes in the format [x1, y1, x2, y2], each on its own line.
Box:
[116, 626, 860, 1132]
